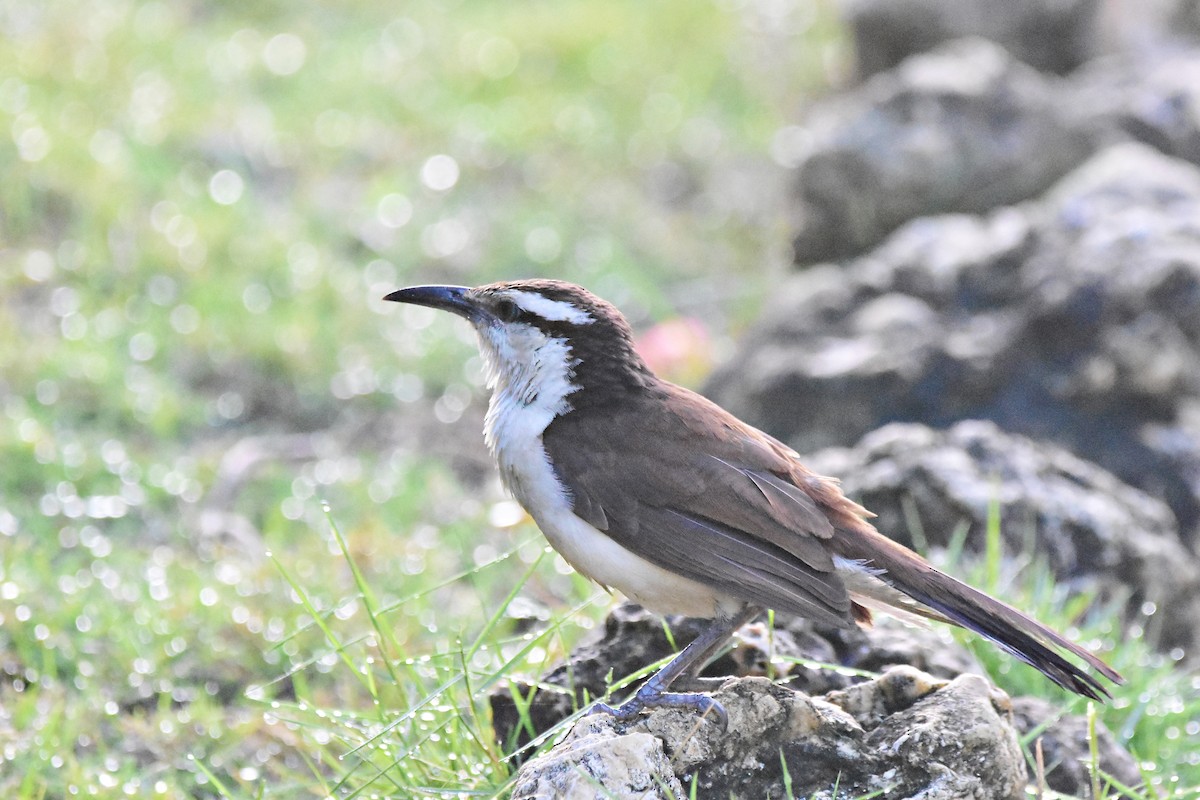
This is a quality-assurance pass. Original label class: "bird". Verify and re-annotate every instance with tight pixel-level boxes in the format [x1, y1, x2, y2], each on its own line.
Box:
[383, 279, 1123, 727]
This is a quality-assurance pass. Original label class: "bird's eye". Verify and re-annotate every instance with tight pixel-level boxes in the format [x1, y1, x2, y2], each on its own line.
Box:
[494, 298, 522, 322]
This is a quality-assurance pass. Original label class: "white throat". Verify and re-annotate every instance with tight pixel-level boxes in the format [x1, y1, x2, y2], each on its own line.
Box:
[478, 325, 579, 488]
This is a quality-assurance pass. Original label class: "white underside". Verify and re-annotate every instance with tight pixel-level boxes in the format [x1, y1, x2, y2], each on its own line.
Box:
[533, 493, 741, 618]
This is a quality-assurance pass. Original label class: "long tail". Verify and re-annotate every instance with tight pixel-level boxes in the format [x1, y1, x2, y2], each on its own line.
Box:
[837, 526, 1124, 700]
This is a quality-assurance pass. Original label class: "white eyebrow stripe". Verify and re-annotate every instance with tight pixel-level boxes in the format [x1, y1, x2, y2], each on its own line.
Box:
[507, 290, 594, 324]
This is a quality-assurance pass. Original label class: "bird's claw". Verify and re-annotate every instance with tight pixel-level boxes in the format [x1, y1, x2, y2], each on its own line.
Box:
[589, 689, 729, 732]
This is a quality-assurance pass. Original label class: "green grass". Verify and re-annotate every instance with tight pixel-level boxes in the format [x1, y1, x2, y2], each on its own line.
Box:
[0, 0, 845, 796]
[945, 501, 1200, 799]
[2, 0, 1196, 798]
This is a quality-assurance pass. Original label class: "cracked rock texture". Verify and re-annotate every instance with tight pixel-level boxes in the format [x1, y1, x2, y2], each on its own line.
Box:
[491, 603, 983, 756]
[510, 724, 684, 800]
[511, 670, 1025, 800]
[494, 601, 1138, 799]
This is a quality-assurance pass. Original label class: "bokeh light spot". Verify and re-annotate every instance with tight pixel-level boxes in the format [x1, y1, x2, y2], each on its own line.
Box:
[420, 154, 459, 191]
[377, 193, 413, 229]
[208, 169, 244, 205]
[262, 33, 306, 76]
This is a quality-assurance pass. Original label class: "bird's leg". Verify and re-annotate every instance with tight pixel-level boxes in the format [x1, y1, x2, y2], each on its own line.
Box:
[591, 605, 762, 729]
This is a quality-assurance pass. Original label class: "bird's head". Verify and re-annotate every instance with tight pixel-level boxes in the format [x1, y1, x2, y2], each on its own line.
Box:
[384, 280, 653, 404]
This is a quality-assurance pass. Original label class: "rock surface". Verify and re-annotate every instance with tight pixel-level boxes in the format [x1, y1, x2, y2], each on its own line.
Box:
[512, 670, 1026, 800]
[491, 602, 985, 754]
[840, 0, 1103, 78]
[510, 722, 684, 800]
[1071, 48, 1200, 169]
[494, 597, 1139, 799]
[788, 38, 1091, 264]
[788, 27, 1200, 266]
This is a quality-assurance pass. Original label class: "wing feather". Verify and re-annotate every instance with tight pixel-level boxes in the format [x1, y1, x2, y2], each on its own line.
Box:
[543, 385, 854, 625]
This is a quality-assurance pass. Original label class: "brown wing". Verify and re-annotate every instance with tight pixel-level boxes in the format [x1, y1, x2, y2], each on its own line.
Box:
[544, 382, 1122, 700]
[542, 383, 855, 627]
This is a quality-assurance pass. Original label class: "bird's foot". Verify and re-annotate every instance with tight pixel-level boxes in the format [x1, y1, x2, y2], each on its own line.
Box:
[590, 685, 728, 731]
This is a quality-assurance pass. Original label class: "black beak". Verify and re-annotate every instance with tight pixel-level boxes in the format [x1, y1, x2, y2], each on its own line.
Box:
[383, 285, 479, 321]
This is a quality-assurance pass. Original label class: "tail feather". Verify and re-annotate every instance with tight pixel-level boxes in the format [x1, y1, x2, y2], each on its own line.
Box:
[901, 570, 1123, 700]
[836, 526, 1124, 700]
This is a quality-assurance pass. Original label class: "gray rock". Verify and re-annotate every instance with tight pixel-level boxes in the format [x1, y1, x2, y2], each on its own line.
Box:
[836, 615, 988, 683]
[490, 603, 986, 751]
[1012, 695, 1144, 797]
[510, 721, 684, 800]
[789, 38, 1090, 263]
[1071, 48, 1200, 168]
[1180, 0, 1200, 37]
[511, 670, 1027, 800]
[711, 143, 1200, 548]
[805, 421, 1200, 652]
[1096, 0, 1200, 51]
[840, 0, 1102, 77]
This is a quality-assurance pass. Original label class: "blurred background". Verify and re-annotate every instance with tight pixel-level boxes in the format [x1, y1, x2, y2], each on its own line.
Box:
[0, 0, 845, 795]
